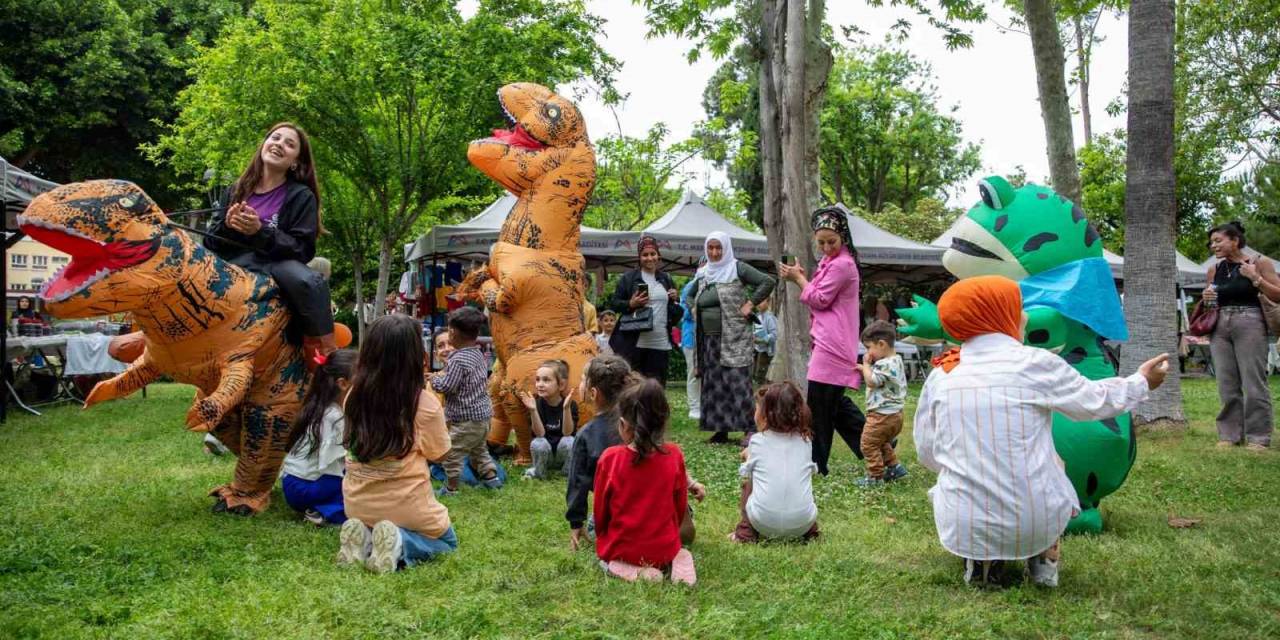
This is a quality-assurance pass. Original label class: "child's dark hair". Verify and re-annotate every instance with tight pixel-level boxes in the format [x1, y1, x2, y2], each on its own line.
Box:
[755, 382, 812, 440]
[861, 320, 897, 345]
[539, 359, 570, 385]
[448, 306, 487, 341]
[1209, 220, 1247, 249]
[344, 314, 425, 461]
[584, 354, 639, 412]
[287, 349, 357, 456]
[617, 377, 670, 464]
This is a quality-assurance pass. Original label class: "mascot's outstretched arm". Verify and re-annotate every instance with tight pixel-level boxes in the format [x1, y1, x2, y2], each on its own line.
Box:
[84, 357, 162, 409]
[185, 357, 255, 432]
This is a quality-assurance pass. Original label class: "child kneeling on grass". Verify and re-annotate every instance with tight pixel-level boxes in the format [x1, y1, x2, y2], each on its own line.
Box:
[337, 314, 457, 574]
[730, 382, 819, 543]
[519, 359, 579, 480]
[856, 320, 908, 488]
[281, 348, 357, 526]
[593, 378, 696, 585]
[915, 276, 1168, 588]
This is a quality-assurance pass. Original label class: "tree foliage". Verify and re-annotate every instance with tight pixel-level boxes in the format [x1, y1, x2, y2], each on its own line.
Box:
[818, 46, 980, 214]
[150, 0, 616, 318]
[0, 0, 250, 208]
[588, 122, 700, 230]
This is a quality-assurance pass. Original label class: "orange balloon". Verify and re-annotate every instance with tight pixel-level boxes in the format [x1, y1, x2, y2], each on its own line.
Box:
[334, 322, 353, 348]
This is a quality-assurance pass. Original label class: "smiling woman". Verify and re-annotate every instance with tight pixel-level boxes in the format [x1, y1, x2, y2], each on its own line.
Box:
[204, 122, 336, 362]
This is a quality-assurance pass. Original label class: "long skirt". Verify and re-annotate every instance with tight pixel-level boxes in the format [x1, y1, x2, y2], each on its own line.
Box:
[698, 333, 755, 434]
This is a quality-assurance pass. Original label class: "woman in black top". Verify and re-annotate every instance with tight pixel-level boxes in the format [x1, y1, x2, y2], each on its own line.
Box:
[1202, 221, 1280, 450]
[608, 236, 683, 384]
[204, 122, 336, 359]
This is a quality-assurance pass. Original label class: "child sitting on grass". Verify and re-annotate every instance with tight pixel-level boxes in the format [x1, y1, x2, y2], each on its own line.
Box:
[593, 378, 696, 585]
[856, 320, 909, 488]
[519, 359, 579, 480]
[281, 348, 357, 527]
[730, 382, 819, 543]
[431, 307, 502, 495]
[915, 276, 1168, 588]
[566, 355, 631, 550]
[337, 314, 456, 574]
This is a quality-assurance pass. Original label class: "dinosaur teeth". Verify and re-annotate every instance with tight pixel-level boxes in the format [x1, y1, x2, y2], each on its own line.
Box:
[16, 215, 105, 245]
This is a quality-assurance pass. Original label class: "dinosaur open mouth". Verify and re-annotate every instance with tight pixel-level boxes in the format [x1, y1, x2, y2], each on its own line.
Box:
[480, 94, 547, 151]
[16, 215, 159, 303]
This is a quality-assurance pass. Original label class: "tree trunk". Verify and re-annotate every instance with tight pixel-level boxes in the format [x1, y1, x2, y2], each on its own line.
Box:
[1121, 0, 1184, 425]
[1074, 13, 1093, 145]
[1024, 0, 1082, 205]
[374, 237, 394, 320]
[352, 251, 367, 343]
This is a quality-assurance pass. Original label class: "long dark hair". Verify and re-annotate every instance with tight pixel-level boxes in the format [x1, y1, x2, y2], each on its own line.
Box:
[287, 349, 357, 456]
[230, 122, 322, 227]
[617, 377, 670, 465]
[344, 315, 425, 462]
[756, 382, 812, 440]
[583, 354, 638, 413]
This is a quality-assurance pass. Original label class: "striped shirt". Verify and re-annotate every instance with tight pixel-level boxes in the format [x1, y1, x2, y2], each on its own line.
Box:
[430, 345, 492, 424]
[913, 333, 1149, 561]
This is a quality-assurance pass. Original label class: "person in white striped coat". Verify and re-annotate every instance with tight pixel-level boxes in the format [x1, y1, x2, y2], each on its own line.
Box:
[914, 276, 1169, 588]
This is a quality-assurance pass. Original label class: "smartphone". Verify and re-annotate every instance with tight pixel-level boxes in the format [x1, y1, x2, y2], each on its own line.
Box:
[781, 254, 796, 266]
[637, 283, 649, 297]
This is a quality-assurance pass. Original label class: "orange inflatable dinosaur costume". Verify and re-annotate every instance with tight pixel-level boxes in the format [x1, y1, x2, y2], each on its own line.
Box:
[19, 180, 306, 515]
[458, 82, 598, 464]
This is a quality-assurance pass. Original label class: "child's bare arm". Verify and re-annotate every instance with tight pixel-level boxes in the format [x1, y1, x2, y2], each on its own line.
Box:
[519, 392, 546, 437]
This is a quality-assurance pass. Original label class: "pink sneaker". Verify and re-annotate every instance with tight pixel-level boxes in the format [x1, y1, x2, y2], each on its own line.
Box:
[669, 548, 696, 586]
[606, 560, 662, 582]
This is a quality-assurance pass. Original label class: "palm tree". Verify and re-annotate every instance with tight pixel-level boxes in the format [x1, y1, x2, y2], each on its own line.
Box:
[1121, 0, 1184, 424]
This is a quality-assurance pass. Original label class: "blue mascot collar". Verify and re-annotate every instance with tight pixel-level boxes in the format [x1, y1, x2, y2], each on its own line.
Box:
[1019, 257, 1129, 341]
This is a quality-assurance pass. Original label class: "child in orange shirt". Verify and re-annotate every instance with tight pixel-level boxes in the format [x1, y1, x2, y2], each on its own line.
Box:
[337, 314, 456, 573]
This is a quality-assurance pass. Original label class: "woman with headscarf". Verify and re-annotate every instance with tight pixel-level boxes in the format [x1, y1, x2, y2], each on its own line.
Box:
[608, 236, 683, 384]
[915, 275, 1169, 589]
[686, 231, 776, 444]
[778, 207, 864, 474]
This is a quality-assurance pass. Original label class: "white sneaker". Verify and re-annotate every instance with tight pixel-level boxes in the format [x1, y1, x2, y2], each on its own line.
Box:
[522, 467, 540, 480]
[367, 520, 403, 574]
[1026, 555, 1060, 588]
[336, 519, 370, 567]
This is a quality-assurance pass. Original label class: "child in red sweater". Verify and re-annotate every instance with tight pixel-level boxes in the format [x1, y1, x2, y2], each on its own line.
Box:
[593, 378, 696, 585]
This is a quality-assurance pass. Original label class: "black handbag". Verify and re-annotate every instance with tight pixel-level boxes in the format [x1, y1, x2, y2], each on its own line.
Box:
[618, 306, 654, 332]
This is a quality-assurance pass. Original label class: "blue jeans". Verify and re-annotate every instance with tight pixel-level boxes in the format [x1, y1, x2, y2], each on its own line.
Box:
[281, 473, 347, 524]
[401, 526, 459, 567]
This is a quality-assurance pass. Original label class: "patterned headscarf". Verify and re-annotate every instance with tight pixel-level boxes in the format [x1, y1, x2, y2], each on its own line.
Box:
[811, 207, 853, 250]
[637, 235, 661, 258]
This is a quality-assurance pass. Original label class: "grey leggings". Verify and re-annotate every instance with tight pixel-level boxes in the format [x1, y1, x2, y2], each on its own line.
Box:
[1210, 306, 1273, 446]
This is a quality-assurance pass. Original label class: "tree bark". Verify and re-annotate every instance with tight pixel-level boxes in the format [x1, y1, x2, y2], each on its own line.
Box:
[374, 237, 394, 320]
[352, 251, 366, 343]
[1074, 13, 1093, 145]
[1121, 0, 1184, 425]
[1024, 0, 1082, 205]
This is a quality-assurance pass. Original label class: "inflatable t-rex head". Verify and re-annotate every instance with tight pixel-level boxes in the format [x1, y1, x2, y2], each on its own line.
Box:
[942, 175, 1103, 281]
[468, 82, 595, 252]
[18, 180, 165, 316]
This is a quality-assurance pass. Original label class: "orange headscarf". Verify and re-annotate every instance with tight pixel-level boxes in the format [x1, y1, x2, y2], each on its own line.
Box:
[931, 275, 1023, 373]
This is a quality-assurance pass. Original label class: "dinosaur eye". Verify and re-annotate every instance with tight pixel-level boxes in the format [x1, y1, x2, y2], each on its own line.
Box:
[546, 106, 560, 120]
[119, 197, 136, 209]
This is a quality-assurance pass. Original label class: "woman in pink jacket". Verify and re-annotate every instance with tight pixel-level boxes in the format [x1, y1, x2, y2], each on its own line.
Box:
[779, 207, 865, 475]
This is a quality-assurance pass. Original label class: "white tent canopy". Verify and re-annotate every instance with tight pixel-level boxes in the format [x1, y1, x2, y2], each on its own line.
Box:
[404, 194, 638, 267]
[640, 190, 771, 265]
[1200, 247, 1280, 275]
[2, 157, 59, 226]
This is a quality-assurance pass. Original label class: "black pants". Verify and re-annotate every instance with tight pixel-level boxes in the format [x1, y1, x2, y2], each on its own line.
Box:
[229, 256, 335, 338]
[629, 347, 670, 386]
[808, 380, 866, 476]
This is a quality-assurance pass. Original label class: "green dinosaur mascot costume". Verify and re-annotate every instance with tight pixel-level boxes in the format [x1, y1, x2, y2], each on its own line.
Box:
[899, 176, 1131, 534]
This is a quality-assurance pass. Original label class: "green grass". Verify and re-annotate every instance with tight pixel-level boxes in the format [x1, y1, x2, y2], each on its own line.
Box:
[2, 379, 1280, 639]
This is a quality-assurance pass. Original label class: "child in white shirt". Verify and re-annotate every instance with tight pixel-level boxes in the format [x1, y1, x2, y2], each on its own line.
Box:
[281, 349, 357, 526]
[730, 382, 819, 543]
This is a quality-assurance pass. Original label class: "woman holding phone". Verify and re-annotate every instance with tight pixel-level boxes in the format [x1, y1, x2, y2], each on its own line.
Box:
[779, 207, 865, 475]
[686, 231, 776, 444]
[608, 236, 683, 384]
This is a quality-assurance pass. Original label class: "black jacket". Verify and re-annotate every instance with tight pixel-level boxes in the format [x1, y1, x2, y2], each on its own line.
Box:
[565, 411, 624, 529]
[607, 268, 684, 356]
[204, 181, 319, 269]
